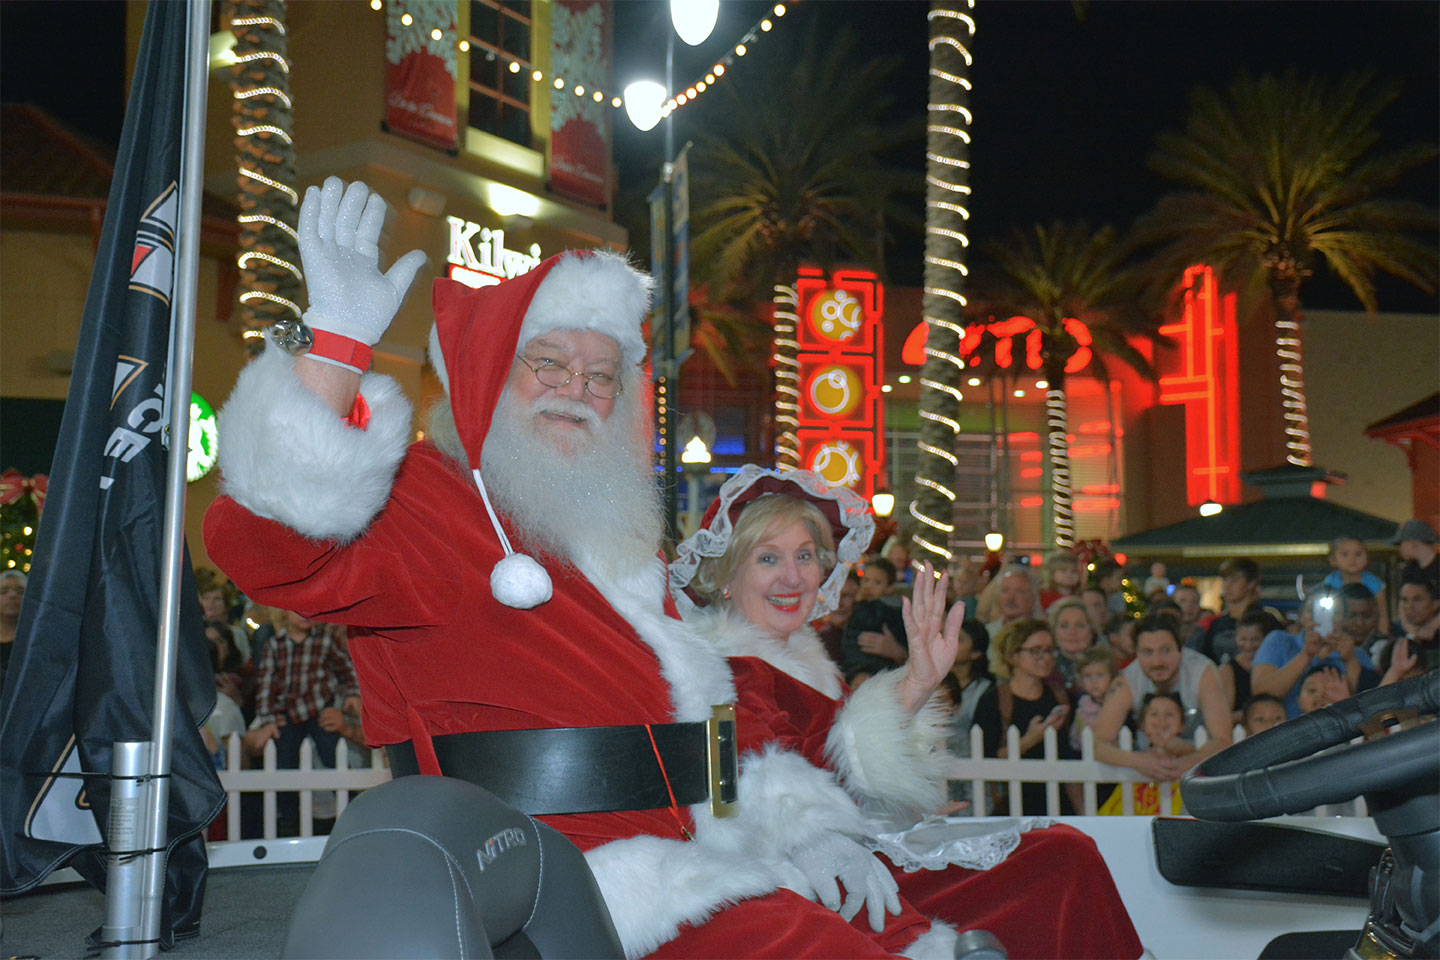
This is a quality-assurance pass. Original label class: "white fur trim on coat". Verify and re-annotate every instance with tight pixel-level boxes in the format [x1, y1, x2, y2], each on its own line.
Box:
[519, 249, 652, 367]
[825, 668, 953, 819]
[688, 609, 844, 699]
[584, 835, 787, 960]
[216, 342, 412, 542]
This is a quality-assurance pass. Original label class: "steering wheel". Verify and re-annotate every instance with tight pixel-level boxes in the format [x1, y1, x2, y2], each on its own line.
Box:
[1182, 671, 1440, 821]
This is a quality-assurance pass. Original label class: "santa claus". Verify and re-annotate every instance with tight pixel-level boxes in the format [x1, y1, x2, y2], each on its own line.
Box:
[205, 178, 1141, 959]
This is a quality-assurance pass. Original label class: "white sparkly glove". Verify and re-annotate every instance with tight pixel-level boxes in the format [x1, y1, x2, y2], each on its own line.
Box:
[297, 177, 427, 354]
[781, 833, 901, 933]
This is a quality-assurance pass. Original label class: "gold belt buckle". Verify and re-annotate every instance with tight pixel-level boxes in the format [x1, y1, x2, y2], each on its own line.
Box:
[706, 703, 739, 818]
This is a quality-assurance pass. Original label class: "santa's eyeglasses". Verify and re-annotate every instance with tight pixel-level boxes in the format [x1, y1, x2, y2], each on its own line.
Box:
[515, 354, 624, 399]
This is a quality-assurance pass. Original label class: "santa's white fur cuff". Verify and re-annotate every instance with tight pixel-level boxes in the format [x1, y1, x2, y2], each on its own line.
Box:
[216, 343, 412, 542]
[825, 669, 952, 818]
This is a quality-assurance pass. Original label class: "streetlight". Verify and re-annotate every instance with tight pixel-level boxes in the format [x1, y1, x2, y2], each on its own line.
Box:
[871, 490, 895, 518]
[984, 531, 1005, 552]
[625, 5, 716, 542]
[1199, 500, 1223, 517]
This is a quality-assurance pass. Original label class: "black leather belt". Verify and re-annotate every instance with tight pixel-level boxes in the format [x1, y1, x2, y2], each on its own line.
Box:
[386, 705, 739, 818]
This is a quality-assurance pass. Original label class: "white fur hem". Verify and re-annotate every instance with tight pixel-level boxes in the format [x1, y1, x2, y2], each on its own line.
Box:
[216, 342, 412, 542]
[902, 920, 960, 959]
[584, 835, 784, 959]
[825, 669, 952, 818]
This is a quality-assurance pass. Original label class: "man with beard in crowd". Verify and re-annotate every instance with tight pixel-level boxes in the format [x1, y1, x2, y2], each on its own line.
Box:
[205, 178, 1141, 959]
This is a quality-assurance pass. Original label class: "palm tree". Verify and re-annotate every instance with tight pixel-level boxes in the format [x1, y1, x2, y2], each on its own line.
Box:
[1137, 69, 1438, 466]
[911, 2, 975, 569]
[967, 222, 1163, 548]
[687, 22, 919, 469]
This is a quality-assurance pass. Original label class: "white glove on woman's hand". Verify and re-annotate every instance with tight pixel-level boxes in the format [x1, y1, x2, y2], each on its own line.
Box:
[298, 177, 427, 346]
[780, 833, 901, 933]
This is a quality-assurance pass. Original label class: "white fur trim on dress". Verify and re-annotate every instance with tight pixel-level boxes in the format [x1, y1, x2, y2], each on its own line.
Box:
[584, 834, 787, 959]
[519, 249, 652, 367]
[825, 669, 952, 819]
[901, 920, 960, 960]
[688, 608, 844, 700]
[216, 341, 412, 542]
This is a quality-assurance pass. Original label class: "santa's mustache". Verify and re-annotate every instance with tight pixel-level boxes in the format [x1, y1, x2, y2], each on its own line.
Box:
[528, 395, 600, 427]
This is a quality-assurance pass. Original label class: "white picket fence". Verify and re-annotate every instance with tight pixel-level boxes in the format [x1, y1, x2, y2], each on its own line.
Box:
[946, 724, 1367, 818]
[211, 733, 391, 842]
[204, 726, 1364, 850]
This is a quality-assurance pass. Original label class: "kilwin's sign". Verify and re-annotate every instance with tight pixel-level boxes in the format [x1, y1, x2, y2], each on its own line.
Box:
[445, 216, 543, 289]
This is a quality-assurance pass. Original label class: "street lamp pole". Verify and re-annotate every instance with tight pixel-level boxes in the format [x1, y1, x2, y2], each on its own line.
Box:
[660, 28, 680, 542]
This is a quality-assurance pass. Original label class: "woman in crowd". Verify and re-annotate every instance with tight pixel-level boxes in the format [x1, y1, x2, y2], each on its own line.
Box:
[970, 619, 1072, 815]
[1049, 597, 1097, 692]
[1090, 612, 1231, 782]
[669, 465, 1141, 957]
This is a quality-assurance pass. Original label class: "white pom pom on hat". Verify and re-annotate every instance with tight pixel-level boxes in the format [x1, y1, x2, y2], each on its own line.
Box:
[429, 249, 653, 610]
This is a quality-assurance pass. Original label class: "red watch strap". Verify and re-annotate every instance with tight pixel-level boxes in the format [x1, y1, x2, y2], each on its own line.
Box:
[309, 328, 373, 372]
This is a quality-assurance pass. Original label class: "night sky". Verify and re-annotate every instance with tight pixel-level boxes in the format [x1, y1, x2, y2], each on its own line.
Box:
[4, 1, 1437, 311]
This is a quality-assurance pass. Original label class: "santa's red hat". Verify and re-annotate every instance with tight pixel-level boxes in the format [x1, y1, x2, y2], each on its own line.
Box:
[427, 249, 653, 608]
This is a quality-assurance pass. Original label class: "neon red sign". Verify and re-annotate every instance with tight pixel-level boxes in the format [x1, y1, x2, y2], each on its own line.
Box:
[903, 316, 1093, 373]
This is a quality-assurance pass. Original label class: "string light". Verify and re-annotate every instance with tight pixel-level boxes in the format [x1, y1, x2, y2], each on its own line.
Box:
[1046, 387, 1075, 547]
[772, 283, 801, 468]
[1275, 315, 1312, 464]
[911, 2, 973, 565]
[230, 5, 302, 347]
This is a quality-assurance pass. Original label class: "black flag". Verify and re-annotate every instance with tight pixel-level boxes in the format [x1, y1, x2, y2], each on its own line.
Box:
[0, 0, 224, 949]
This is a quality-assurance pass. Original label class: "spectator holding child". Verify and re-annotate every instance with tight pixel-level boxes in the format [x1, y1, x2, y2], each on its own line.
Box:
[1253, 587, 1379, 718]
[1322, 536, 1389, 633]
[1091, 613, 1231, 781]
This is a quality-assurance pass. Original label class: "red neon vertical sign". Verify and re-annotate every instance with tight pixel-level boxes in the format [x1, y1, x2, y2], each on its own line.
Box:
[1157, 265, 1242, 505]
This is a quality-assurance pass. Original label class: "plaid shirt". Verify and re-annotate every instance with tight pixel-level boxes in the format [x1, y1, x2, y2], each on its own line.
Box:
[254, 626, 359, 728]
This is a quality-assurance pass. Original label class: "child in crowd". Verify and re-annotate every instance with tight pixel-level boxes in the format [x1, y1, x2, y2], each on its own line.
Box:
[1092, 558, 1127, 615]
[1296, 664, 1352, 714]
[1220, 609, 1269, 724]
[1070, 646, 1118, 752]
[1323, 536, 1390, 633]
[1039, 551, 1082, 611]
[1098, 692, 1189, 815]
[1102, 612, 1136, 665]
[1241, 693, 1287, 736]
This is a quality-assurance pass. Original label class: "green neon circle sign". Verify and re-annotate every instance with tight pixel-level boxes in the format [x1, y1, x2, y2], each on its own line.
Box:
[187, 392, 219, 482]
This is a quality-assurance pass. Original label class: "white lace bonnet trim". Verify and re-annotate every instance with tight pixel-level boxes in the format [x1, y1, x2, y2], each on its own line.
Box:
[668, 464, 875, 622]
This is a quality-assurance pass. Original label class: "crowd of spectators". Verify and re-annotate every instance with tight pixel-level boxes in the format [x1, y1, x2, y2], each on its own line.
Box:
[193, 567, 367, 837]
[814, 521, 1437, 813]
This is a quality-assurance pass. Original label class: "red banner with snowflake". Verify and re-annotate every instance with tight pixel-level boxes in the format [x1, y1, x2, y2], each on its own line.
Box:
[385, 0, 458, 151]
[549, 0, 611, 207]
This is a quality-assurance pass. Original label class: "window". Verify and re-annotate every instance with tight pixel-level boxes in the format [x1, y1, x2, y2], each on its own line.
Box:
[468, 0, 533, 147]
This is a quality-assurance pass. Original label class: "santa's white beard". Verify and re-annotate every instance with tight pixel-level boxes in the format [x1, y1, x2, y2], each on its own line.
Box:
[481, 388, 663, 584]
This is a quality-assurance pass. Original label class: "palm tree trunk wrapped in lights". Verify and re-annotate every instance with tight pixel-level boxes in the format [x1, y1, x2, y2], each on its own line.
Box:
[771, 282, 802, 468]
[1043, 380, 1075, 548]
[226, 0, 302, 354]
[910, 2, 974, 571]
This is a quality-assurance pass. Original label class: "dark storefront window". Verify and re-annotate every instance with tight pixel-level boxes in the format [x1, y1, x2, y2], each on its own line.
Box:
[468, 0, 533, 147]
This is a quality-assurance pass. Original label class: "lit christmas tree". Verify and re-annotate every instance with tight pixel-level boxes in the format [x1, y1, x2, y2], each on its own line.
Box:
[0, 470, 45, 574]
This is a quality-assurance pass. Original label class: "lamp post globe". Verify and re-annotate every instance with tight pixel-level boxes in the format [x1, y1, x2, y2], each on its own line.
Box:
[623, 79, 667, 132]
[670, 0, 719, 46]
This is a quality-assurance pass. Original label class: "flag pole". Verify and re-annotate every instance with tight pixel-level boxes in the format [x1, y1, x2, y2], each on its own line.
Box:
[131, 1, 211, 953]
